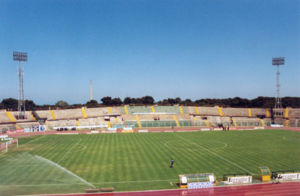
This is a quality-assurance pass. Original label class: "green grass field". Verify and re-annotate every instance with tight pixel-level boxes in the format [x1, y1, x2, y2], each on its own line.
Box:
[0, 130, 299, 195]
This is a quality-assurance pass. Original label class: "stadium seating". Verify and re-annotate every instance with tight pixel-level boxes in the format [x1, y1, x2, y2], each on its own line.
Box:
[52, 109, 82, 119]
[222, 108, 249, 117]
[233, 117, 261, 127]
[251, 108, 267, 117]
[126, 106, 152, 114]
[1, 106, 300, 131]
[16, 122, 40, 129]
[85, 107, 110, 117]
[9, 111, 36, 121]
[289, 119, 299, 127]
[0, 124, 15, 131]
[79, 117, 107, 126]
[197, 107, 219, 116]
[153, 106, 180, 114]
[46, 119, 77, 127]
[289, 108, 300, 118]
[139, 120, 177, 128]
[36, 110, 54, 120]
[0, 110, 12, 123]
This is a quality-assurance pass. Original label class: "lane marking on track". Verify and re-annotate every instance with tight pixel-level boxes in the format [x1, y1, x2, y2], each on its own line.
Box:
[13, 182, 300, 196]
[173, 133, 254, 175]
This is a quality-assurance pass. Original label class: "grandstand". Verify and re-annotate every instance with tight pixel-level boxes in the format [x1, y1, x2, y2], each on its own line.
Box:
[0, 106, 300, 132]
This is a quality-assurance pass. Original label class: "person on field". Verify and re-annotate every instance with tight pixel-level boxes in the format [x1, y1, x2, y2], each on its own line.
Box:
[276, 174, 282, 184]
[170, 159, 174, 168]
[271, 172, 277, 183]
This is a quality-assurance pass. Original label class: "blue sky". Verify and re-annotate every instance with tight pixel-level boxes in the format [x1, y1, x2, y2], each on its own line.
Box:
[0, 0, 299, 105]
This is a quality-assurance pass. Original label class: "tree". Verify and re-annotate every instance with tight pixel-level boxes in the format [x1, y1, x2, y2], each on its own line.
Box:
[167, 98, 176, 105]
[25, 100, 36, 110]
[112, 98, 122, 106]
[101, 96, 113, 106]
[282, 97, 300, 108]
[86, 100, 98, 108]
[134, 98, 143, 105]
[55, 100, 69, 108]
[251, 97, 274, 108]
[123, 97, 132, 105]
[229, 97, 250, 108]
[182, 99, 193, 106]
[175, 97, 181, 104]
[141, 96, 154, 105]
[1, 98, 18, 110]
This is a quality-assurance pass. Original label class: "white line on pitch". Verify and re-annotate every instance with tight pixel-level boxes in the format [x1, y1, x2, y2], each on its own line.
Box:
[173, 133, 254, 175]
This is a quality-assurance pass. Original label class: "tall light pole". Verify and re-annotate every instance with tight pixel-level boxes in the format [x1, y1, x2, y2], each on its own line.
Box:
[13, 51, 27, 119]
[272, 57, 285, 117]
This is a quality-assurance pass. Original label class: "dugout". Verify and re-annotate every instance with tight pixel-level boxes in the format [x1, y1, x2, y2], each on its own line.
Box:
[178, 173, 215, 189]
[259, 166, 271, 182]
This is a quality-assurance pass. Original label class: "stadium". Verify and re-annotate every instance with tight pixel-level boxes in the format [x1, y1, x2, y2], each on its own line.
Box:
[0, 105, 300, 195]
[1, 0, 300, 196]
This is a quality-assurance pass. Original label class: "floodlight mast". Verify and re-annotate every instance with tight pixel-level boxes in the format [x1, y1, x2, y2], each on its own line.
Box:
[13, 51, 27, 119]
[272, 57, 285, 117]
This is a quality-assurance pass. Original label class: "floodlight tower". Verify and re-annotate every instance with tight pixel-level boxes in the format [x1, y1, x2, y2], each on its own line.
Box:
[13, 51, 27, 119]
[272, 57, 285, 117]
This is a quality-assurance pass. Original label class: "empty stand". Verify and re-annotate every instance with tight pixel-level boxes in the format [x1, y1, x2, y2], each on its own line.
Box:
[127, 106, 152, 114]
[0, 110, 12, 123]
[233, 117, 261, 127]
[251, 108, 268, 117]
[222, 108, 249, 117]
[1, 106, 299, 130]
[153, 106, 180, 114]
[197, 107, 219, 116]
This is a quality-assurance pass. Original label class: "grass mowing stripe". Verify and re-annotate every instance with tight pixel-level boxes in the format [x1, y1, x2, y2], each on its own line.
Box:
[143, 134, 175, 180]
[87, 135, 100, 182]
[143, 134, 171, 180]
[93, 134, 105, 182]
[173, 132, 254, 175]
[185, 132, 264, 173]
[161, 133, 229, 176]
[62, 137, 83, 179]
[130, 134, 153, 181]
[35, 155, 95, 188]
[99, 134, 112, 181]
[138, 134, 164, 180]
[125, 134, 136, 180]
[159, 134, 201, 173]
[159, 133, 230, 177]
[2, 130, 298, 195]
[133, 134, 159, 180]
[118, 133, 126, 180]
[57, 137, 82, 164]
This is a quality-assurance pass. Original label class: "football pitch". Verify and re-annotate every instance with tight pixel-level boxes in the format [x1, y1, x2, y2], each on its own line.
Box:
[0, 130, 299, 195]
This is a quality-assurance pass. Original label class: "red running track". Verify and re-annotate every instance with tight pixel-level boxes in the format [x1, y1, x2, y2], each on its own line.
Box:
[42, 182, 300, 196]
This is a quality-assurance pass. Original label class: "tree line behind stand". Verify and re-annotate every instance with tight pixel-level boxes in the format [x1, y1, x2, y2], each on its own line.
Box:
[1, 96, 300, 111]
